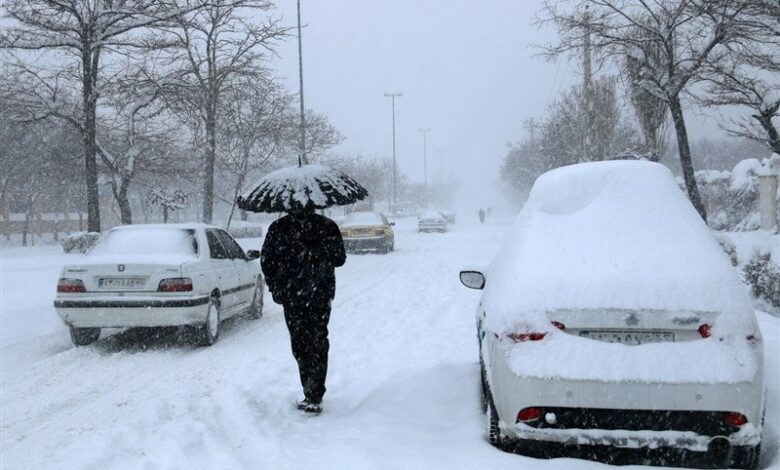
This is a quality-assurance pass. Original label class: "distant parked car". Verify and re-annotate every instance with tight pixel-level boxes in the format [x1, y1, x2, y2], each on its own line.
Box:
[418, 211, 447, 233]
[460, 161, 764, 469]
[340, 211, 395, 253]
[54, 223, 264, 347]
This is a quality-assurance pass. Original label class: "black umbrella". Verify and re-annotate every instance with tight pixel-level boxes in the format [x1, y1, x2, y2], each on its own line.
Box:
[237, 164, 369, 213]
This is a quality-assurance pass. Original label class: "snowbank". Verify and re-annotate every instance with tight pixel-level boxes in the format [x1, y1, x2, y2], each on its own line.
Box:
[484, 161, 753, 326]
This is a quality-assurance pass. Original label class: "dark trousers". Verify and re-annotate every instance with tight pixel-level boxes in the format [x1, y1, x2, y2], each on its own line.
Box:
[283, 303, 331, 403]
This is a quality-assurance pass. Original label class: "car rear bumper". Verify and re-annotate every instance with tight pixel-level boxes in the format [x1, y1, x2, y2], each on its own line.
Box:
[487, 348, 764, 451]
[418, 223, 446, 231]
[54, 295, 211, 328]
[344, 236, 387, 250]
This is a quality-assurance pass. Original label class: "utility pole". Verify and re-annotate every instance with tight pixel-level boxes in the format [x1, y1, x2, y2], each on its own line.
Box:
[582, 3, 594, 162]
[418, 128, 431, 194]
[384, 92, 402, 212]
[296, 0, 307, 166]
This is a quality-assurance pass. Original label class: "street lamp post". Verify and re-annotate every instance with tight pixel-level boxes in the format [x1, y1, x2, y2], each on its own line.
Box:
[296, 0, 307, 166]
[418, 128, 430, 195]
[384, 92, 402, 212]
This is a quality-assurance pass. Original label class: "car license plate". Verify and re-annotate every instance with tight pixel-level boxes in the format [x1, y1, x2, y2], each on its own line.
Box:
[579, 330, 674, 345]
[98, 277, 145, 290]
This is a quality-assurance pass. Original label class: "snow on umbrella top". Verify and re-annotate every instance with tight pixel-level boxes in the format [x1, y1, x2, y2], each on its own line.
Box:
[237, 164, 369, 213]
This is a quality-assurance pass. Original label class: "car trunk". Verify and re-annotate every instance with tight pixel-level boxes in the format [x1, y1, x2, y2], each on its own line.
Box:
[545, 309, 720, 345]
[64, 256, 192, 294]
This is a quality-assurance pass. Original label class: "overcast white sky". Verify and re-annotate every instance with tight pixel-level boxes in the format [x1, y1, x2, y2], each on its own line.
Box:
[267, 0, 725, 208]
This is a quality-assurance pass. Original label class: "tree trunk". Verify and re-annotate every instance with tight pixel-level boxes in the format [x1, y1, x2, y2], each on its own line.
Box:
[82, 45, 101, 232]
[114, 179, 133, 225]
[163, 206, 169, 223]
[668, 94, 707, 222]
[202, 106, 217, 223]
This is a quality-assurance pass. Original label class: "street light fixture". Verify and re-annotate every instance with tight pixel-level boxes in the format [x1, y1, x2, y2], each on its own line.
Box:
[384, 92, 402, 212]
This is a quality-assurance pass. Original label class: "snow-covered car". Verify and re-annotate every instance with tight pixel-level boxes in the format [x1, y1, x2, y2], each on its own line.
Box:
[459, 161, 765, 469]
[440, 210, 456, 224]
[54, 223, 264, 347]
[418, 211, 447, 233]
[340, 211, 395, 253]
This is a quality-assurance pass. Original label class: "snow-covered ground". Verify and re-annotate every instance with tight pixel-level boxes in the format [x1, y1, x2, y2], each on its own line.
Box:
[1, 218, 778, 469]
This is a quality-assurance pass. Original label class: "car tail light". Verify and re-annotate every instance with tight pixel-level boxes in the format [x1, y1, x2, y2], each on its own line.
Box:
[158, 277, 193, 292]
[506, 332, 547, 342]
[551, 321, 566, 330]
[746, 333, 760, 345]
[724, 412, 748, 427]
[698, 324, 711, 338]
[57, 278, 86, 293]
[517, 407, 543, 423]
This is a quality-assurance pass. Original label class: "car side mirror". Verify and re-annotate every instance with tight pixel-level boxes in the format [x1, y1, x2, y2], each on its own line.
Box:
[389, 222, 395, 226]
[247, 250, 260, 260]
[460, 271, 485, 290]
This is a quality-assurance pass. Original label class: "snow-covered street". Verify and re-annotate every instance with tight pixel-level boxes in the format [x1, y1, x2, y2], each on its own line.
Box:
[2, 218, 779, 470]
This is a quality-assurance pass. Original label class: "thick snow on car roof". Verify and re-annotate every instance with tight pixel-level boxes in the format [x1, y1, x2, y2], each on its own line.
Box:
[341, 211, 383, 226]
[85, 226, 198, 263]
[484, 160, 754, 331]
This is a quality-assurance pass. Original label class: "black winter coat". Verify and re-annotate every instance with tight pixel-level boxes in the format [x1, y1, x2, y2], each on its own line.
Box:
[261, 212, 346, 307]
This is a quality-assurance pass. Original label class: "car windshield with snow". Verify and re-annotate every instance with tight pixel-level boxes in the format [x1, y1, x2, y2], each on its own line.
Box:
[54, 224, 265, 347]
[460, 161, 765, 469]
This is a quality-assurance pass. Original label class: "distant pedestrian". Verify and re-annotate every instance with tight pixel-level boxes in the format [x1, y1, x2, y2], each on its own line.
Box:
[261, 202, 346, 414]
[478, 208, 486, 224]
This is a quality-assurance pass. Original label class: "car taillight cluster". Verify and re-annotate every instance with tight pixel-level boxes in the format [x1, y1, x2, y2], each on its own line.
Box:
[698, 324, 712, 338]
[724, 411, 748, 427]
[517, 407, 543, 423]
[57, 278, 86, 293]
[158, 277, 193, 292]
[505, 321, 566, 342]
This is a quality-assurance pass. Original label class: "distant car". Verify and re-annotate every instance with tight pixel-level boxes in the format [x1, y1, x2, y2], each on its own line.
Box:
[340, 211, 395, 253]
[418, 211, 447, 233]
[459, 161, 764, 469]
[54, 223, 264, 347]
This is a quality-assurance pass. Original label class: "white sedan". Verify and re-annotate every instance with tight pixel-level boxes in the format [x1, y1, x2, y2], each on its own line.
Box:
[418, 211, 447, 233]
[460, 161, 764, 469]
[54, 223, 264, 347]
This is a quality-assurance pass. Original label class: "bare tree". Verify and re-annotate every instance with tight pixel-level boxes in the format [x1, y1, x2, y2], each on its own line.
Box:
[219, 79, 292, 226]
[0, 0, 208, 231]
[153, 0, 288, 223]
[539, 0, 769, 221]
[698, 2, 780, 154]
[539, 76, 637, 168]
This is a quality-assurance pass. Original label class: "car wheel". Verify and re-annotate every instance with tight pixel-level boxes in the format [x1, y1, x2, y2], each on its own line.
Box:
[247, 279, 264, 319]
[199, 298, 220, 346]
[731, 444, 761, 469]
[70, 327, 100, 346]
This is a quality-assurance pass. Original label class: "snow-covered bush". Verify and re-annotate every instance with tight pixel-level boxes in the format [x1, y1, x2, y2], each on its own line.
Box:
[743, 253, 780, 311]
[689, 158, 778, 231]
[61, 232, 101, 253]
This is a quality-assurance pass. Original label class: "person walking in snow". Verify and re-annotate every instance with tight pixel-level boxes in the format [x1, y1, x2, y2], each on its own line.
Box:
[261, 202, 346, 414]
[478, 208, 486, 224]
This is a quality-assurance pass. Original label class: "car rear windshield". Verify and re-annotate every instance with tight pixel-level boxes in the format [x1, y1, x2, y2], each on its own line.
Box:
[89, 228, 198, 256]
[341, 212, 383, 226]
